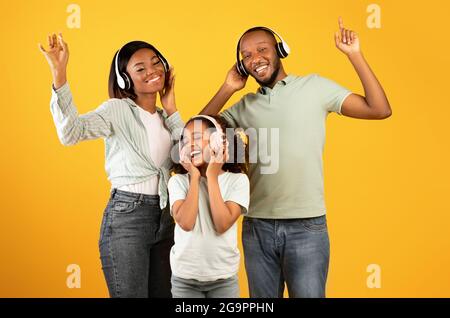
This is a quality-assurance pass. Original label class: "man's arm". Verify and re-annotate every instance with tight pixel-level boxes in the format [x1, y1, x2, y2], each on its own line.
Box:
[199, 65, 247, 115]
[335, 17, 392, 120]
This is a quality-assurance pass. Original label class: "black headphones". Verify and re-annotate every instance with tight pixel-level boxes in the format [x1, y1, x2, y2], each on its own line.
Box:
[236, 26, 291, 77]
[114, 42, 170, 90]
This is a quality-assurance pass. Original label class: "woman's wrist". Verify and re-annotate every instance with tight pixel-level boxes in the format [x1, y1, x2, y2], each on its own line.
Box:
[164, 106, 177, 116]
[52, 69, 67, 89]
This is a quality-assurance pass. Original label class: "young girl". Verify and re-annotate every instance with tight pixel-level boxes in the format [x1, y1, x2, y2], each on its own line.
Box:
[167, 115, 249, 298]
[39, 34, 184, 297]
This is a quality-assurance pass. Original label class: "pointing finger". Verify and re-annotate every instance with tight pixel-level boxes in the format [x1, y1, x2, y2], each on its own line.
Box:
[338, 16, 344, 31]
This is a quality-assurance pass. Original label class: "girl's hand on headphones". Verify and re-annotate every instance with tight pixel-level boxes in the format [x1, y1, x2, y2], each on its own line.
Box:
[335, 17, 361, 56]
[180, 146, 201, 179]
[206, 140, 228, 179]
[224, 64, 248, 93]
[159, 67, 177, 116]
[39, 33, 69, 89]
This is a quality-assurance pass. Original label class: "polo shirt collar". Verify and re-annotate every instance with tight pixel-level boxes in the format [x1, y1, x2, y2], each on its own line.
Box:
[258, 74, 295, 95]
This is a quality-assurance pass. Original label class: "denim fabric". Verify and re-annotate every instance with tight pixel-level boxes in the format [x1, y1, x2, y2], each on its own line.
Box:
[99, 189, 175, 298]
[242, 215, 330, 298]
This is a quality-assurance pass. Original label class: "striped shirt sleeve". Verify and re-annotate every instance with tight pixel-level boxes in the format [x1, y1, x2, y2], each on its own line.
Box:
[50, 83, 114, 146]
[163, 110, 184, 141]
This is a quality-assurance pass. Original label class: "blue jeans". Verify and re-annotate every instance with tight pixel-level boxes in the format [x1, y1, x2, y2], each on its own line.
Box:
[242, 215, 330, 298]
[99, 189, 175, 298]
[171, 275, 239, 298]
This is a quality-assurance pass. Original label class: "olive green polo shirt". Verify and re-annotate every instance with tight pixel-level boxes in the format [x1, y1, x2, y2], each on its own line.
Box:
[221, 74, 351, 219]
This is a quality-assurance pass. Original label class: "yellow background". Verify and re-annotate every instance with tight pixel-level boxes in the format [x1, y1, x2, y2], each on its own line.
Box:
[1, 0, 449, 297]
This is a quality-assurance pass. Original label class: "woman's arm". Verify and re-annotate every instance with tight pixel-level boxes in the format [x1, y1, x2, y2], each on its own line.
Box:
[40, 33, 113, 146]
[158, 68, 184, 140]
[50, 85, 113, 145]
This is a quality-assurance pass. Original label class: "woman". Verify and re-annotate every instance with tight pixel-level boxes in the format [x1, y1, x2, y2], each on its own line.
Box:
[39, 33, 184, 297]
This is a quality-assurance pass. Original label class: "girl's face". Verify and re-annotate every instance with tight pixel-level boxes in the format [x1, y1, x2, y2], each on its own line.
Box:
[180, 120, 212, 167]
[126, 48, 166, 95]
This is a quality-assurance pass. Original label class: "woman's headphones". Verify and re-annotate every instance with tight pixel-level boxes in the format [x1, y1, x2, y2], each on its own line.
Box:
[115, 42, 171, 90]
[236, 26, 291, 77]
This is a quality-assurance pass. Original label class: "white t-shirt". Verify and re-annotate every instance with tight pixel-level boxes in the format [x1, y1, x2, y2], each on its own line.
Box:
[167, 172, 250, 282]
[118, 107, 172, 195]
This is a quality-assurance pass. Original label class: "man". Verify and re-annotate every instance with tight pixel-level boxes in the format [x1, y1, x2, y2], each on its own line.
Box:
[200, 18, 391, 298]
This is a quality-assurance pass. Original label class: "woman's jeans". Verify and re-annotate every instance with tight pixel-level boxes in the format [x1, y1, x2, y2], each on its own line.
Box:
[99, 189, 175, 298]
[242, 215, 330, 298]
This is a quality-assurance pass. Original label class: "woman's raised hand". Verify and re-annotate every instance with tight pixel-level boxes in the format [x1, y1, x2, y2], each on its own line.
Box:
[39, 33, 69, 89]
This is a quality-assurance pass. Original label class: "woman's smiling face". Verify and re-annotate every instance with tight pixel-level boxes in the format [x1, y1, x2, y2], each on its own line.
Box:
[126, 48, 166, 95]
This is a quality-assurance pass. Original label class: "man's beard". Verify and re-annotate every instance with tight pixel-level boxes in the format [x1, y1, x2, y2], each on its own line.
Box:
[254, 58, 281, 87]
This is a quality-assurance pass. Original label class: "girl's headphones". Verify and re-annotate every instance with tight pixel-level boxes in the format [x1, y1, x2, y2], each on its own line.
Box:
[236, 26, 291, 77]
[115, 42, 171, 90]
[179, 115, 228, 162]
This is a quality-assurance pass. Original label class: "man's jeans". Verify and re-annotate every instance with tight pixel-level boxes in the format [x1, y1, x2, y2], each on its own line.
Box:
[242, 215, 330, 298]
[99, 189, 175, 298]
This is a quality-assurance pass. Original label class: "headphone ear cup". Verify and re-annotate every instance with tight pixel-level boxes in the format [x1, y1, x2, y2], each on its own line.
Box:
[209, 131, 225, 154]
[158, 54, 170, 73]
[179, 142, 189, 164]
[162, 59, 169, 73]
[122, 72, 132, 90]
[117, 74, 126, 89]
[276, 42, 289, 58]
[237, 60, 248, 77]
[276, 42, 286, 58]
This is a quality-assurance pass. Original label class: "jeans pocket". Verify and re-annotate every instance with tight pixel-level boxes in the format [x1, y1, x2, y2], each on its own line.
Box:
[111, 200, 138, 214]
[300, 215, 328, 233]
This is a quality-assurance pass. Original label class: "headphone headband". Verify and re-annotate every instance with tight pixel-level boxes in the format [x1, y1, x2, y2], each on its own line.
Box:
[189, 115, 224, 134]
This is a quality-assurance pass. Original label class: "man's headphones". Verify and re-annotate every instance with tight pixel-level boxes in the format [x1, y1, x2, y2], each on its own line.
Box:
[115, 42, 170, 90]
[179, 115, 227, 161]
[236, 26, 291, 77]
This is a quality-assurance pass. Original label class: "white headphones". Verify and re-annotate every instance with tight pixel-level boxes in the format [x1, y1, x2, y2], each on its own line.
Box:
[236, 26, 291, 77]
[114, 42, 170, 90]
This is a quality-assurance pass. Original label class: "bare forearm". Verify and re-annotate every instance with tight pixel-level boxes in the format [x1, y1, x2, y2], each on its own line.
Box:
[200, 83, 235, 115]
[207, 177, 234, 233]
[52, 68, 67, 90]
[175, 177, 200, 231]
[348, 52, 391, 114]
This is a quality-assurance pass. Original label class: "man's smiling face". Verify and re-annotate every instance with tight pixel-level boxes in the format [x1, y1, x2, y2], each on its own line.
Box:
[239, 30, 282, 87]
